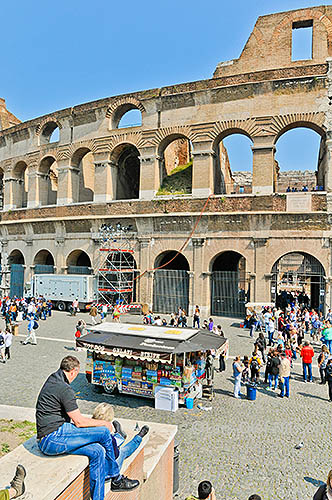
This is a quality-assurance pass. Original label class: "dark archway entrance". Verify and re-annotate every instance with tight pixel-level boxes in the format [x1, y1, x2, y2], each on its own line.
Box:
[67, 250, 92, 274]
[34, 250, 55, 274]
[211, 251, 249, 318]
[271, 252, 325, 311]
[8, 250, 25, 297]
[116, 145, 140, 200]
[153, 251, 189, 314]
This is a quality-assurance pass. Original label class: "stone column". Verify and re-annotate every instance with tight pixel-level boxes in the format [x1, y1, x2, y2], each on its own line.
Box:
[93, 160, 117, 203]
[191, 237, 207, 316]
[0, 240, 9, 297]
[137, 237, 151, 306]
[192, 142, 215, 197]
[57, 160, 80, 205]
[251, 238, 271, 304]
[139, 147, 160, 200]
[3, 176, 22, 210]
[252, 136, 275, 195]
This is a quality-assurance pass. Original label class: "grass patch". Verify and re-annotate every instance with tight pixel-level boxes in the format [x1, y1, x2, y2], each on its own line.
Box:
[156, 160, 192, 196]
[0, 419, 36, 457]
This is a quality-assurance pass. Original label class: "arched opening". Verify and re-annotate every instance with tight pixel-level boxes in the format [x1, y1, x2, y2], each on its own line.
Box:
[8, 250, 25, 298]
[66, 250, 92, 274]
[118, 109, 142, 129]
[97, 251, 137, 305]
[112, 104, 143, 129]
[113, 144, 140, 200]
[157, 136, 192, 195]
[33, 250, 55, 274]
[40, 122, 60, 145]
[39, 156, 58, 205]
[153, 251, 190, 313]
[271, 252, 326, 312]
[210, 251, 249, 318]
[71, 148, 94, 203]
[213, 132, 253, 194]
[13, 161, 28, 208]
[274, 126, 324, 192]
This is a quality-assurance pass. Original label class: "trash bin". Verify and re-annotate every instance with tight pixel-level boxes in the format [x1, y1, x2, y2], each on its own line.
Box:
[185, 397, 194, 409]
[173, 441, 179, 494]
[11, 324, 18, 336]
[246, 384, 257, 401]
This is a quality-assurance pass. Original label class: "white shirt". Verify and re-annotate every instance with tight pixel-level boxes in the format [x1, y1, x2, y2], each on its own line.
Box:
[4, 332, 12, 347]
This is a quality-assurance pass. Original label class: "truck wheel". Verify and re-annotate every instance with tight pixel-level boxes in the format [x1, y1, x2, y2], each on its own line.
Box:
[57, 301, 66, 311]
[103, 380, 118, 395]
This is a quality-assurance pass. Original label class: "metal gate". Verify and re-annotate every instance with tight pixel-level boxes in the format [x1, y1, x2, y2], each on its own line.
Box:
[68, 265, 92, 275]
[34, 264, 54, 274]
[10, 264, 24, 298]
[211, 271, 250, 318]
[153, 269, 189, 314]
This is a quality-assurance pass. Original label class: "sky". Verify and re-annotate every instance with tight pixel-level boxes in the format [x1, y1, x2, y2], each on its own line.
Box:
[2, 0, 331, 171]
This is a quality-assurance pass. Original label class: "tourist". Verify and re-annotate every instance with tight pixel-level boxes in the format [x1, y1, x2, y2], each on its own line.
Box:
[193, 305, 200, 328]
[89, 304, 98, 325]
[279, 352, 291, 398]
[4, 328, 13, 360]
[0, 331, 5, 363]
[218, 348, 226, 373]
[92, 402, 149, 472]
[249, 351, 262, 384]
[267, 351, 280, 391]
[267, 317, 275, 346]
[71, 298, 79, 316]
[232, 356, 244, 398]
[325, 359, 332, 402]
[208, 318, 214, 332]
[255, 332, 266, 363]
[248, 312, 259, 338]
[21, 316, 38, 345]
[36, 356, 139, 497]
[101, 304, 108, 322]
[0, 465, 26, 499]
[301, 341, 315, 382]
[313, 468, 332, 499]
[241, 355, 250, 384]
[318, 345, 330, 384]
[322, 322, 332, 354]
[185, 480, 216, 500]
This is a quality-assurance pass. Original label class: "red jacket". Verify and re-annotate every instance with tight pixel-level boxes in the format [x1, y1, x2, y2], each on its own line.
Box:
[301, 345, 314, 364]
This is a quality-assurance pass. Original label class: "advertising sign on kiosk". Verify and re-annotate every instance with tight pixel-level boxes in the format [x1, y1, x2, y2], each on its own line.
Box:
[77, 323, 228, 406]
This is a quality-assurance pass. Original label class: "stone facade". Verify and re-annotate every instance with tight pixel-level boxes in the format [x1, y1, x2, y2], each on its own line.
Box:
[1, 6, 332, 316]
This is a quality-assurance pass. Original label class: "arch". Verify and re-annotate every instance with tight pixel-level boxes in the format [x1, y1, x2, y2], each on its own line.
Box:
[107, 97, 145, 129]
[12, 161, 28, 208]
[39, 156, 58, 205]
[273, 120, 325, 145]
[118, 109, 142, 129]
[270, 251, 326, 311]
[8, 249, 25, 265]
[39, 121, 60, 145]
[66, 249, 92, 274]
[33, 249, 55, 274]
[274, 125, 324, 192]
[111, 143, 141, 200]
[212, 131, 253, 195]
[154, 251, 190, 271]
[71, 147, 94, 203]
[210, 250, 249, 318]
[153, 251, 190, 313]
[157, 134, 192, 196]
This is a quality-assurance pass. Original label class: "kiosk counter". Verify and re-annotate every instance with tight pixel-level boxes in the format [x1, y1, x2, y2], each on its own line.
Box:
[77, 323, 228, 404]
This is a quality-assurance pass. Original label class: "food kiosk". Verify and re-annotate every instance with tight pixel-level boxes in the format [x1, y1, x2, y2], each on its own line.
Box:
[77, 323, 228, 406]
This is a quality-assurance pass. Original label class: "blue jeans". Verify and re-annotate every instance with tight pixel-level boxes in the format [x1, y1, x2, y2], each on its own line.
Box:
[268, 373, 278, 389]
[268, 331, 274, 345]
[38, 423, 120, 500]
[117, 435, 142, 471]
[280, 376, 290, 397]
[234, 374, 242, 397]
[303, 362, 312, 382]
[326, 339, 332, 354]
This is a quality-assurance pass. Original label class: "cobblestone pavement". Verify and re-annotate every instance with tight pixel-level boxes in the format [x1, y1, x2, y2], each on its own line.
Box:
[1, 311, 331, 500]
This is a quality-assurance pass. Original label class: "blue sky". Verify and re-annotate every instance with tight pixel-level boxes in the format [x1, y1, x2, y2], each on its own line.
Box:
[2, 0, 330, 171]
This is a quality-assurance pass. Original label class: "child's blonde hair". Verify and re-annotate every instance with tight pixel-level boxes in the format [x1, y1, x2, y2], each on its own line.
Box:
[92, 402, 114, 421]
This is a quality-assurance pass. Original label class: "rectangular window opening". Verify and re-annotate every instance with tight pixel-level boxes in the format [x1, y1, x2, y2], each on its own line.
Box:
[292, 20, 313, 61]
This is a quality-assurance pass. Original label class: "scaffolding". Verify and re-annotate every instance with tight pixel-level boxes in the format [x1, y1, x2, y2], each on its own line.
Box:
[95, 223, 136, 309]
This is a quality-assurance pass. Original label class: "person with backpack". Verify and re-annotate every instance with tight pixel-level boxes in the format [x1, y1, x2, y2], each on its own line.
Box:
[249, 351, 262, 384]
[21, 317, 38, 345]
[0, 331, 6, 363]
[255, 332, 267, 363]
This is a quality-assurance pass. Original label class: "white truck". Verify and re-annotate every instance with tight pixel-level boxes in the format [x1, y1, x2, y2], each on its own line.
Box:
[30, 274, 97, 311]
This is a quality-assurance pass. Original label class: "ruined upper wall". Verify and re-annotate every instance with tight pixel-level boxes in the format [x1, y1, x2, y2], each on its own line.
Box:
[214, 6, 332, 78]
[0, 98, 20, 130]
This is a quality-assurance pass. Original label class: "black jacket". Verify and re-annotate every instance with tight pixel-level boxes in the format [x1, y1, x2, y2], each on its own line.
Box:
[326, 365, 332, 382]
[313, 484, 328, 500]
[270, 356, 281, 376]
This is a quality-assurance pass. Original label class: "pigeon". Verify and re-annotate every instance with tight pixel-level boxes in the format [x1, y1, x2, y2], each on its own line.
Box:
[295, 441, 304, 449]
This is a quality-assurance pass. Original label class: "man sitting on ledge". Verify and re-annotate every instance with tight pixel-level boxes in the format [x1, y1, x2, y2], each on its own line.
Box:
[0, 465, 26, 499]
[36, 356, 139, 500]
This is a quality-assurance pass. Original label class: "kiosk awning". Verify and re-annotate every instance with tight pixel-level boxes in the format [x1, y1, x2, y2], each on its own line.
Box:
[77, 324, 227, 362]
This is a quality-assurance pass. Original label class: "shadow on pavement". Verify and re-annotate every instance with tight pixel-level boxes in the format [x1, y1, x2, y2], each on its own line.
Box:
[298, 392, 327, 401]
[304, 476, 325, 487]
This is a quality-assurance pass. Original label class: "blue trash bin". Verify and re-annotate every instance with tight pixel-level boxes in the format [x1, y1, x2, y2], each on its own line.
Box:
[246, 385, 257, 401]
[185, 397, 194, 409]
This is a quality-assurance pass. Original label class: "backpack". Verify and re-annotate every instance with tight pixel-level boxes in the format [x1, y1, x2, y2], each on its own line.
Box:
[75, 330, 81, 339]
[251, 358, 260, 370]
[33, 321, 39, 330]
[0, 334, 4, 346]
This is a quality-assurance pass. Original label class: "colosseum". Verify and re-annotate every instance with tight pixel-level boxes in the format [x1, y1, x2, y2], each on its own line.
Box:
[1, 5, 332, 317]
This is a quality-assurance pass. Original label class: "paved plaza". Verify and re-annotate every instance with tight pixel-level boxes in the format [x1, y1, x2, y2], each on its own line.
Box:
[1, 311, 331, 500]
